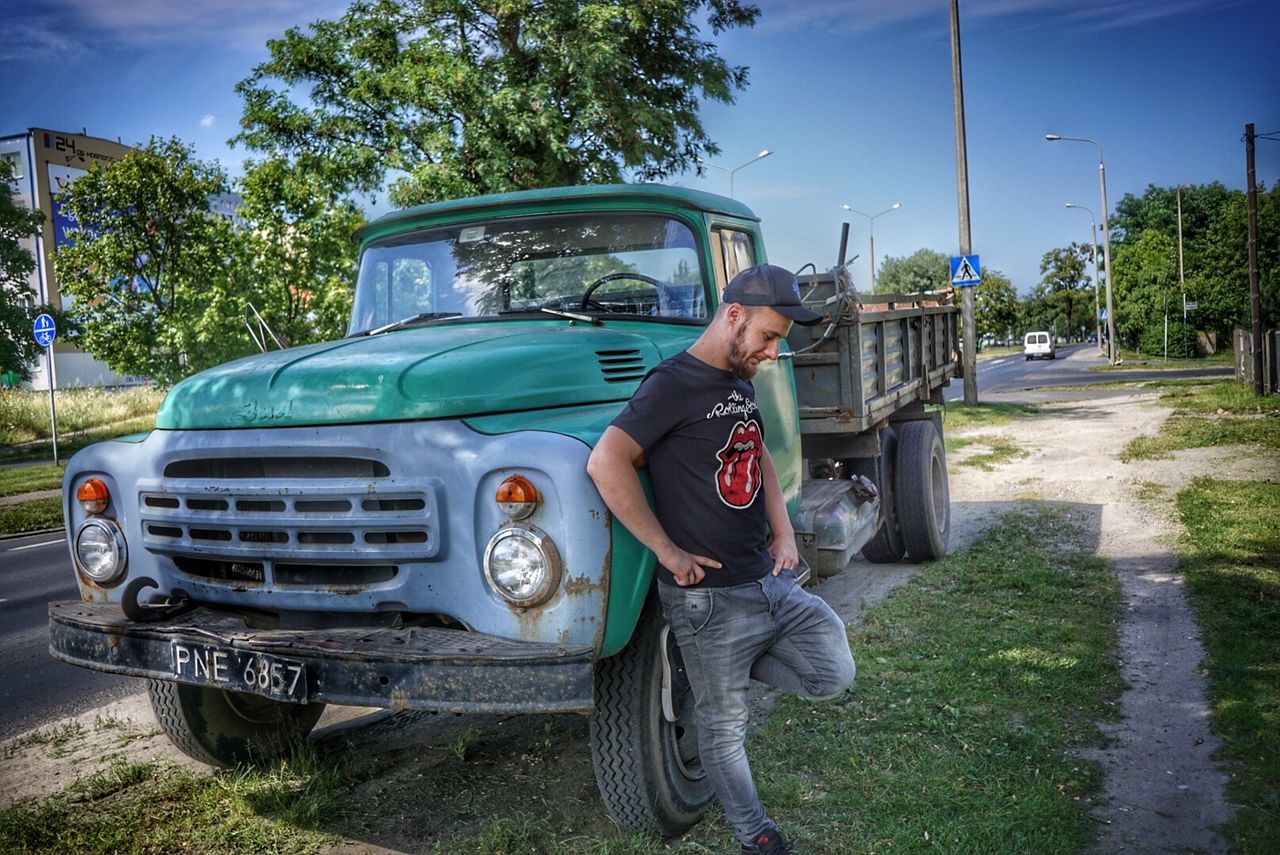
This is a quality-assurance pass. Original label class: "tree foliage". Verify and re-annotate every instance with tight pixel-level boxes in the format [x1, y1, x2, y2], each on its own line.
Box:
[1027, 243, 1094, 341]
[973, 269, 1018, 341]
[875, 248, 949, 295]
[236, 158, 364, 348]
[54, 139, 362, 383]
[235, 0, 760, 207]
[1109, 181, 1279, 352]
[1112, 229, 1183, 355]
[0, 159, 48, 378]
[55, 138, 247, 384]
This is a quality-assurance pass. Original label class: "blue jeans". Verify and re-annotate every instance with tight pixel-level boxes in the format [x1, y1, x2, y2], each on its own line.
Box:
[657, 571, 856, 845]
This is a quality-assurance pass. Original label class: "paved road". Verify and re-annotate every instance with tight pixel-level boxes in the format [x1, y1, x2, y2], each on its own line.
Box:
[946, 343, 1234, 401]
[0, 532, 143, 741]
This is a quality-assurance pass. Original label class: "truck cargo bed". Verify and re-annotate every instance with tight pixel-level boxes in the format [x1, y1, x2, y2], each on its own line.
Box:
[788, 273, 960, 441]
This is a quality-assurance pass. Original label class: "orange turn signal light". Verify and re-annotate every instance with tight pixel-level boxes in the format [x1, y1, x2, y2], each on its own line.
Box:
[76, 478, 110, 513]
[496, 475, 539, 520]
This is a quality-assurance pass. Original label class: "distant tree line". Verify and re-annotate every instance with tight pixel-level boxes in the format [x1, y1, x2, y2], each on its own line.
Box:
[872, 181, 1279, 354]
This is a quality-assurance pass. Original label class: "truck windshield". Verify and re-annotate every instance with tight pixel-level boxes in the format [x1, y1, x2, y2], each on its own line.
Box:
[348, 212, 708, 335]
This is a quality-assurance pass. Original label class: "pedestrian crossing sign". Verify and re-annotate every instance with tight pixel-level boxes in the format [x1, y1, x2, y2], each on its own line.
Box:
[950, 255, 981, 287]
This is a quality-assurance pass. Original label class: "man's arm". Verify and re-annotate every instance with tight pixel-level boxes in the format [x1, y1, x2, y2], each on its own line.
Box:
[587, 425, 721, 587]
[760, 445, 800, 575]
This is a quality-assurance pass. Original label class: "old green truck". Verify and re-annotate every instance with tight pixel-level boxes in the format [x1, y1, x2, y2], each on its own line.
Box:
[51, 184, 957, 834]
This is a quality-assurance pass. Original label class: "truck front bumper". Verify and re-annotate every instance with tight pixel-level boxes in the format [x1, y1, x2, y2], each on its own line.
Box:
[49, 602, 595, 714]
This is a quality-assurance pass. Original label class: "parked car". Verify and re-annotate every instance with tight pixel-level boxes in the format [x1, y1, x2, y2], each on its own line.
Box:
[1024, 331, 1056, 360]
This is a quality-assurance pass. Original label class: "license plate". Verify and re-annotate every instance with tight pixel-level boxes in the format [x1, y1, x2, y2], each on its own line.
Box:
[171, 642, 308, 703]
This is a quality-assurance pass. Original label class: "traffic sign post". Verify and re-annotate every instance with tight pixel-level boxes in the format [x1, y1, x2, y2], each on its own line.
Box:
[32, 314, 59, 465]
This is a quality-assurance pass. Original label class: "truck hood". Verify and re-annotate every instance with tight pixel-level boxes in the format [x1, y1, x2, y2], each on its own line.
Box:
[157, 321, 685, 430]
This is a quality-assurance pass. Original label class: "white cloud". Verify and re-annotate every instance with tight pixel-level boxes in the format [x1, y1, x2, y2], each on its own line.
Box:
[10, 0, 351, 55]
[200, 114, 216, 128]
[753, 0, 1248, 35]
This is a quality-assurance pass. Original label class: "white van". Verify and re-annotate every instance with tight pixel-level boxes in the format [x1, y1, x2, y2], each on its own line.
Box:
[1024, 331, 1056, 360]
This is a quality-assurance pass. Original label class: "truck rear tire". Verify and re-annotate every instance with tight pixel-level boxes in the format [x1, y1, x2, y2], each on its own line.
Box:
[147, 680, 326, 768]
[894, 419, 950, 561]
[589, 597, 712, 835]
[845, 427, 906, 563]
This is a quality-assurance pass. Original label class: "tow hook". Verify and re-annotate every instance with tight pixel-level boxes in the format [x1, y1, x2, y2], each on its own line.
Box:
[121, 576, 195, 623]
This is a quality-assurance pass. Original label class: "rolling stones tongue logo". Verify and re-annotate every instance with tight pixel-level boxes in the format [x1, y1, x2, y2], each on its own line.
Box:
[715, 420, 763, 508]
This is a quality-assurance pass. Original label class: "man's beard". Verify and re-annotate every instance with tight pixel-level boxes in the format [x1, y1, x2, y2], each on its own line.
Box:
[727, 323, 756, 380]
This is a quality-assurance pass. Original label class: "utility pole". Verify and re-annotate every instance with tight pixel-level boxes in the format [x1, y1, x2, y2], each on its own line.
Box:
[1177, 186, 1187, 358]
[1245, 123, 1263, 395]
[950, 0, 977, 405]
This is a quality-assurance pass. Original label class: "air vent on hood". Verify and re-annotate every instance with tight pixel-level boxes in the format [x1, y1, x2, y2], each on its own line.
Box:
[596, 349, 647, 384]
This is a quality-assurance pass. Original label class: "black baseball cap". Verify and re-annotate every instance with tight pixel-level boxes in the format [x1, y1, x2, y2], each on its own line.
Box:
[722, 264, 823, 326]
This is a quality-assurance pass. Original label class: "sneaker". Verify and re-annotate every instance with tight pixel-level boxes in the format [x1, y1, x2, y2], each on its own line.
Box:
[742, 827, 792, 854]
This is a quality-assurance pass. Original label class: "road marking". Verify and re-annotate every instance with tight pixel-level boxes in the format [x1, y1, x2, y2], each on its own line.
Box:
[5, 537, 65, 552]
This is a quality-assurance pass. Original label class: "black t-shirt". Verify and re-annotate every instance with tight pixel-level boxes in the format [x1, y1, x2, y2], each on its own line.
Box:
[610, 351, 772, 587]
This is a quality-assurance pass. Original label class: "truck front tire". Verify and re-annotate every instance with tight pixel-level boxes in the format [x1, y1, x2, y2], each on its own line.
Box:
[147, 679, 326, 768]
[589, 598, 712, 835]
[894, 419, 951, 561]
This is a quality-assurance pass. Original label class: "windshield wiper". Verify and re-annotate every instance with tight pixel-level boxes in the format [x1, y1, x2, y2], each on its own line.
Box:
[354, 312, 463, 337]
[539, 307, 602, 326]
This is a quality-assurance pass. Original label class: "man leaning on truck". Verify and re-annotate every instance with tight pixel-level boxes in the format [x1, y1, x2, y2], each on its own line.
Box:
[587, 264, 857, 855]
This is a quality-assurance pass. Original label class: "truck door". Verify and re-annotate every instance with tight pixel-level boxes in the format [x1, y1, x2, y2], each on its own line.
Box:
[708, 224, 804, 511]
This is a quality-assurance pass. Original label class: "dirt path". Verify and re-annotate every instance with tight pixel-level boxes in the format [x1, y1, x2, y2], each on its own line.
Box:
[4, 367, 1268, 852]
[947, 367, 1278, 852]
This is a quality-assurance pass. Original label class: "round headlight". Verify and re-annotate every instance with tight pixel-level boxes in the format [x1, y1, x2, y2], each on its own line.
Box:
[483, 525, 562, 607]
[75, 520, 126, 584]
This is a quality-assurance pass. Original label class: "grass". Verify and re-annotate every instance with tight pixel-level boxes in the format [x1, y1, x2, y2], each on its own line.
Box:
[975, 344, 1021, 361]
[0, 386, 165, 457]
[1091, 347, 1234, 371]
[0, 507, 1122, 854]
[947, 434, 1028, 470]
[1175, 477, 1280, 853]
[0, 495, 62, 535]
[1120, 380, 1280, 461]
[0, 463, 64, 498]
[725, 508, 1123, 854]
[0, 749, 346, 855]
[934, 401, 1040, 432]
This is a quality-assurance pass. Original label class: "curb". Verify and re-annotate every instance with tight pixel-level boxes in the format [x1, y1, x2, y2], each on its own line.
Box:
[0, 528, 63, 542]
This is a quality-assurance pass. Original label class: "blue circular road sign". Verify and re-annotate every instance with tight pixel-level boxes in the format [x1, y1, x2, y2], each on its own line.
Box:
[33, 313, 57, 347]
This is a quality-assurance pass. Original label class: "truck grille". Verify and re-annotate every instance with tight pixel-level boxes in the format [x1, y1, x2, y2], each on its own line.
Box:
[138, 455, 439, 593]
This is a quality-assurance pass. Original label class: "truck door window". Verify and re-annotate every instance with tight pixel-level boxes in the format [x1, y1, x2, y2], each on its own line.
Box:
[710, 228, 757, 295]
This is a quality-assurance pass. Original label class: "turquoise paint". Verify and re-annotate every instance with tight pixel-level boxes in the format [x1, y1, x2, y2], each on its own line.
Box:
[358, 184, 758, 245]
[157, 320, 705, 430]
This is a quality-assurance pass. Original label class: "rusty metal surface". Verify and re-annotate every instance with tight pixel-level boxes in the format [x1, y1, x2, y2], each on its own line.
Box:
[48, 601, 595, 714]
[790, 273, 959, 443]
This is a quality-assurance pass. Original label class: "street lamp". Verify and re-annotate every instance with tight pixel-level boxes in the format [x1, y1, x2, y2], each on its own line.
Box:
[1046, 134, 1118, 364]
[698, 149, 772, 198]
[840, 202, 901, 291]
[1064, 203, 1103, 353]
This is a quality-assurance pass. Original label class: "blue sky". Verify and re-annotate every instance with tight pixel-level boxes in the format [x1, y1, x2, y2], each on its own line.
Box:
[3, 0, 1277, 293]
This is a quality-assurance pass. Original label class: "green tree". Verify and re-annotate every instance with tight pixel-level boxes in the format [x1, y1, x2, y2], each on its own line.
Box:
[973, 270, 1018, 342]
[236, 158, 364, 346]
[875, 249, 949, 295]
[1198, 182, 1280, 337]
[235, 0, 760, 207]
[1036, 244, 1093, 340]
[1108, 181, 1280, 351]
[0, 160, 55, 380]
[1112, 229, 1180, 355]
[55, 137, 250, 383]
